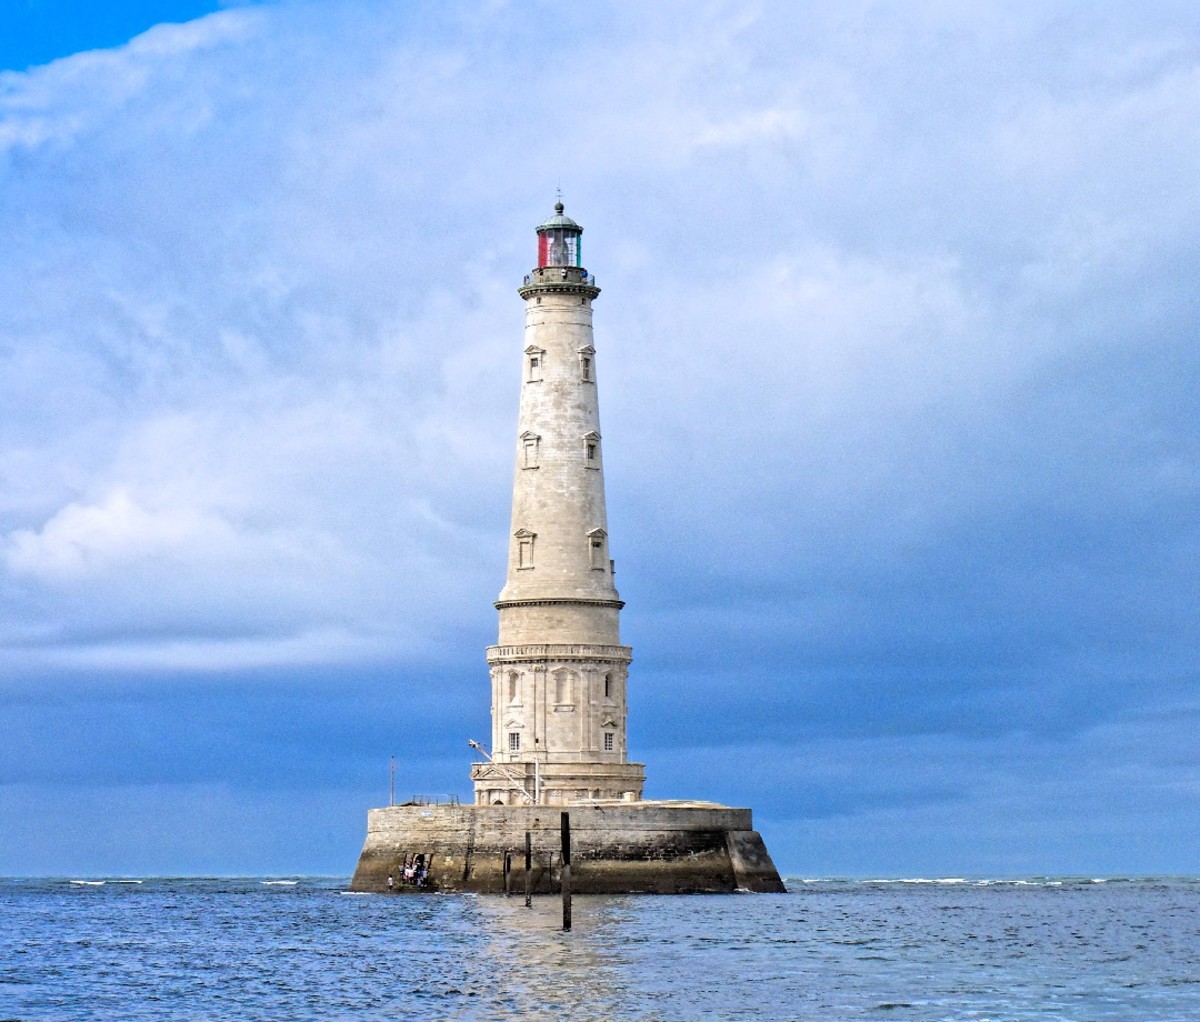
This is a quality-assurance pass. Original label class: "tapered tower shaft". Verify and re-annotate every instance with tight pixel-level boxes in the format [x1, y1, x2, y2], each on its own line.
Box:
[472, 204, 645, 806]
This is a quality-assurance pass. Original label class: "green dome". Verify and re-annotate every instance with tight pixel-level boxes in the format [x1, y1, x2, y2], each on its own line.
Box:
[537, 201, 582, 233]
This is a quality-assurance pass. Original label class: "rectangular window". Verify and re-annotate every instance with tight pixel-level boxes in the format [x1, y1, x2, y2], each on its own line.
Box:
[584, 434, 600, 470]
[604, 732, 615, 752]
[588, 531, 607, 570]
[509, 732, 521, 753]
[517, 533, 535, 569]
[526, 351, 544, 382]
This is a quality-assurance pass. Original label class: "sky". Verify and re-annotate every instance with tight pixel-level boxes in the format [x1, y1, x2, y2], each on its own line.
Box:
[1, 1, 1198, 878]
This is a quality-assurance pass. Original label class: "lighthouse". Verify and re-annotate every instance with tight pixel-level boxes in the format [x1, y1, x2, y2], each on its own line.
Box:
[471, 203, 645, 806]
[349, 204, 784, 894]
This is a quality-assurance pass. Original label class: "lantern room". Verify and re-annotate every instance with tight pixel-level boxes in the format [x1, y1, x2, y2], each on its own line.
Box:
[536, 201, 583, 267]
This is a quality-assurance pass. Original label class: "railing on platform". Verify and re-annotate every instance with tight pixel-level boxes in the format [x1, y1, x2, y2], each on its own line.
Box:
[398, 794, 461, 807]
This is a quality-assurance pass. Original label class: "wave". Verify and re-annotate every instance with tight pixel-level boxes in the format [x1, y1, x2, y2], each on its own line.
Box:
[261, 880, 299, 886]
[862, 878, 970, 885]
[69, 880, 105, 886]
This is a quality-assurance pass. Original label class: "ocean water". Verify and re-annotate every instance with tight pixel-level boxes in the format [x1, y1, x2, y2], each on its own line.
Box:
[2, 876, 1198, 1021]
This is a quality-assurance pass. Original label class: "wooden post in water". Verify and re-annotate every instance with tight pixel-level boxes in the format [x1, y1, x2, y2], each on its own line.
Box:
[560, 811, 572, 932]
[503, 850, 511, 896]
[524, 831, 532, 907]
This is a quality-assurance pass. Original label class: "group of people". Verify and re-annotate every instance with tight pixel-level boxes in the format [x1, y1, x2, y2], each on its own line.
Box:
[386, 853, 430, 891]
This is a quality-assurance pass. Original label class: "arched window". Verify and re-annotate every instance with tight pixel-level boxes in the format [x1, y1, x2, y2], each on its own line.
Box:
[554, 669, 575, 705]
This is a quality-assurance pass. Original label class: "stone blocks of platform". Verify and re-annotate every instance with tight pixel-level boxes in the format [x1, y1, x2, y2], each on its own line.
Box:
[349, 801, 786, 895]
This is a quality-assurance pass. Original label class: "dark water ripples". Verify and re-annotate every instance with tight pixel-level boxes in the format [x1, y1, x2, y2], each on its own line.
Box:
[1, 877, 1198, 1020]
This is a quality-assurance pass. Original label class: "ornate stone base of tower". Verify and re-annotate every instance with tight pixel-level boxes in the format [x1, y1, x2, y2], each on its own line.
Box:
[348, 801, 786, 894]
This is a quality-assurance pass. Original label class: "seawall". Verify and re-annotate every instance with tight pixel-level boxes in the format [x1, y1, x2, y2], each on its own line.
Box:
[349, 800, 785, 894]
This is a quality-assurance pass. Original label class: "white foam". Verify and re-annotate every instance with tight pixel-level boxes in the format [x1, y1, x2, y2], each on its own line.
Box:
[261, 880, 298, 886]
[865, 878, 969, 885]
[69, 880, 105, 886]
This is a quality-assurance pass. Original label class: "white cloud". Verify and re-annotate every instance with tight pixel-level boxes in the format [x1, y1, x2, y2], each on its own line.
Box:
[0, 0, 1198, 696]
[0, 9, 262, 154]
[1, 0, 1199, 876]
[4, 489, 232, 580]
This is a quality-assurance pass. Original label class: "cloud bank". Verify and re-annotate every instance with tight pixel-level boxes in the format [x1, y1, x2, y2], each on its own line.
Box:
[1, 0, 1198, 874]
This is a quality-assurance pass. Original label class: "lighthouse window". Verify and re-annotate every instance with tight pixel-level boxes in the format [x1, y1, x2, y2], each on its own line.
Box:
[509, 732, 521, 753]
[516, 530, 535, 570]
[554, 669, 575, 705]
[521, 432, 541, 469]
[525, 347, 545, 382]
[507, 671, 520, 704]
[604, 673, 612, 699]
[588, 529, 607, 570]
[583, 432, 600, 469]
[578, 346, 595, 382]
[604, 732, 615, 752]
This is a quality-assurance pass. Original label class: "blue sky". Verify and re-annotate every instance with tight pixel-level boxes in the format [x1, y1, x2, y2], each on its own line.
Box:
[2, 1, 1198, 878]
[0, 1, 228, 72]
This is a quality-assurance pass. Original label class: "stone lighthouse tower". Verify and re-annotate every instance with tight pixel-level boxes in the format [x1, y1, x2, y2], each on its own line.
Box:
[349, 204, 784, 894]
[471, 203, 645, 806]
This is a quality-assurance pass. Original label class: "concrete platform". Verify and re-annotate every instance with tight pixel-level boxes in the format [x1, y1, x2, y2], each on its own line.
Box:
[349, 799, 786, 894]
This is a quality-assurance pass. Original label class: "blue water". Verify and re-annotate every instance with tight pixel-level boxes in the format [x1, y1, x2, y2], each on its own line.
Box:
[2, 876, 1198, 1020]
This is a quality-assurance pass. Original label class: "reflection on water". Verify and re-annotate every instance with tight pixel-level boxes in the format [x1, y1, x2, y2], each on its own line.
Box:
[458, 896, 631, 1017]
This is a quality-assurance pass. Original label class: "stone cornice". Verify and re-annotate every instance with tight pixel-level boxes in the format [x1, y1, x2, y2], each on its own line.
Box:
[495, 597, 625, 611]
[518, 281, 601, 300]
[487, 643, 633, 664]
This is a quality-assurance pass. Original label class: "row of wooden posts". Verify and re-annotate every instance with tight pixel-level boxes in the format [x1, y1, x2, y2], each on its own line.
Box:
[500, 811, 573, 931]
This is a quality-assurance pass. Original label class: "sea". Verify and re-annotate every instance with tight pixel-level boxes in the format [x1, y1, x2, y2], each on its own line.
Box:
[2, 876, 1198, 1021]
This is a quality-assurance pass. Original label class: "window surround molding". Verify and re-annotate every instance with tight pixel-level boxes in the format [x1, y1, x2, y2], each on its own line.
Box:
[587, 528, 608, 570]
[515, 528, 536, 570]
[520, 430, 541, 470]
[577, 344, 595, 383]
[583, 430, 601, 469]
[524, 345, 545, 382]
